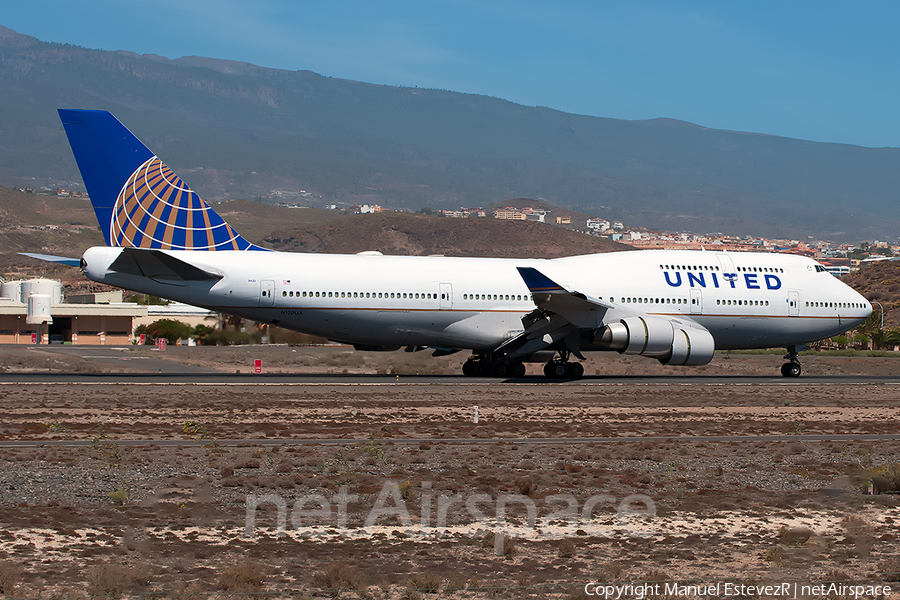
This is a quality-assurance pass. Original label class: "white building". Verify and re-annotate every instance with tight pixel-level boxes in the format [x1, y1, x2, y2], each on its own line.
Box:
[586, 219, 610, 231]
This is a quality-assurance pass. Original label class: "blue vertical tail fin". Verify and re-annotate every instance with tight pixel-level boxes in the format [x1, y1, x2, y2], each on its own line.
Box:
[58, 109, 264, 251]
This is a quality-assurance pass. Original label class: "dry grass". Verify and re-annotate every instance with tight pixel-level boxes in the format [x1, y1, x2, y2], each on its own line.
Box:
[591, 561, 624, 582]
[644, 569, 672, 599]
[557, 538, 577, 558]
[777, 526, 814, 546]
[480, 532, 517, 557]
[870, 463, 900, 493]
[312, 562, 367, 596]
[85, 563, 152, 597]
[167, 581, 208, 600]
[217, 560, 267, 592]
[0, 562, 22, 595]
[405, 573, 443, 594]
[881, 557, 900, 582]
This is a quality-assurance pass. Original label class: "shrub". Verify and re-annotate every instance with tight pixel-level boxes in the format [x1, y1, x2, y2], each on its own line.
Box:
[480, 532, 516, 556]
[218, 560, 267, 592]
[591, 562, 624, 582]
[0, 562, 22, 595]
[406, 573, 443, 593]
[881, 557, 900, 582]
[86, 563, 151, 597]
[312, 562, 366, 595]
[869, 463, 900, 493]
[557, 538, 577, 558]
[514, 476, 536, 497]
[109, 487, 129, 505]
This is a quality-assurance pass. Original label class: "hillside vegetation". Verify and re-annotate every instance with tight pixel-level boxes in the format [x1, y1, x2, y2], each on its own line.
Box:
[842, 261, 900, 328]
[263, 212, 624, 258]
[1, 186, 626, 285]
[1, 25, 899, 241]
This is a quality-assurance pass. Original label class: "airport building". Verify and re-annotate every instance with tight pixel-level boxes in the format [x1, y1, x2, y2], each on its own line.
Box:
[0, 279, 147, 344]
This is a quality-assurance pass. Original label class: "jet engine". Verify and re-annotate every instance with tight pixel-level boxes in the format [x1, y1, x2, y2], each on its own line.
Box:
[594, 316, 715, 366]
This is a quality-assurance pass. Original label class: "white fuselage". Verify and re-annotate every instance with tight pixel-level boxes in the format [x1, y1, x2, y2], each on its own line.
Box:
[82, 247, 871, 352]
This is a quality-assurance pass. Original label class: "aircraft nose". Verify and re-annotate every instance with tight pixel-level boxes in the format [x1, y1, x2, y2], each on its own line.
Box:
[859, 292, 873, 318]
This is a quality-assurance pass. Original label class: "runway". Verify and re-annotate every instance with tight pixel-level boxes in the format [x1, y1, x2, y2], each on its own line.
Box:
[1, 371, 900, 385]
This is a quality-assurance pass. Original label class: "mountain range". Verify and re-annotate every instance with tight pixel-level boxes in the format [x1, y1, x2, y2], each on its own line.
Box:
[1, 24, 899, 242]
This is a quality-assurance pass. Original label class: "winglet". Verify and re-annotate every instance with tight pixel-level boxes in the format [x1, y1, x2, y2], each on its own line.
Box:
[516, 267, 568, 293]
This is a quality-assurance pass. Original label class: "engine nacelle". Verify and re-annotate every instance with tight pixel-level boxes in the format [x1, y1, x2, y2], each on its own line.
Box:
[594, 317, 715, 366]
[659, 326, 716, 366]
[596, 316, 675, 357]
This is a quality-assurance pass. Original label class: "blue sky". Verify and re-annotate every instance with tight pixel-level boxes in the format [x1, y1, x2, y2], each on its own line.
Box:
[5, 1, 899, 147]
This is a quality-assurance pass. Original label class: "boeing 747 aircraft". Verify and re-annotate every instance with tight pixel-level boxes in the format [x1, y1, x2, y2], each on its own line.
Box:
[29, 109, 872, 379]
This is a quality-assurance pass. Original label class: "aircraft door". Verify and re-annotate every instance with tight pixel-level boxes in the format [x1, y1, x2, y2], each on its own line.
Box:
[788, 291, 800, 316]
[439, 283, 453, 309]
[260, 280, 275, 307]
[690, 288, 702, 314]
[716, 253, 736, 275]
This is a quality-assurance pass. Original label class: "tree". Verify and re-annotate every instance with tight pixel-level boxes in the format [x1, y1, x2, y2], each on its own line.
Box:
[135, 319, 193, 345]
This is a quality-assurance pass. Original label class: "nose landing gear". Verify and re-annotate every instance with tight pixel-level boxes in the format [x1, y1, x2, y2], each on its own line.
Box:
[781, 346, 802, 377]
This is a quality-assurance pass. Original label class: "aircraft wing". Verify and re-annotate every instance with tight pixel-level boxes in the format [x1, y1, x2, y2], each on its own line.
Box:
[497, 267, 615, 359]
[516, 266, 612, 328]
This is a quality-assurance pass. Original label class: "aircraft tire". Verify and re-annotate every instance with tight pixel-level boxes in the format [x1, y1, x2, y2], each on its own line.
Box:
[780, 362, 801, 378]
[510, 361, 527, 378]
[545, 362, 568, 379]
[491, 361, 510, 378]
[566, 362, 585, 379]
[462, 360, 484, 377]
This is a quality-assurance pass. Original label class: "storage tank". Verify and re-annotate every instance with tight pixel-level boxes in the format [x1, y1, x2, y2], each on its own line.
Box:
[0, 281, 21, 303]
[20, 279, 62, 305]
[26, 294, 53, 325]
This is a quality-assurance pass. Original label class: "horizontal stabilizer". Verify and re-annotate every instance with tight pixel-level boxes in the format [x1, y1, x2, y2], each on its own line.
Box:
[19, 252, 82, 267]
[109, 248, 222, 281]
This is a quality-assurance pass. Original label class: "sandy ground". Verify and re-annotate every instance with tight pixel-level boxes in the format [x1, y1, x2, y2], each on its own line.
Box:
[0, 347, 899, 598]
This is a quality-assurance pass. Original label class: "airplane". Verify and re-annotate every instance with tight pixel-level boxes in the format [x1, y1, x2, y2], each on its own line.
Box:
[26, 109, 873, 379]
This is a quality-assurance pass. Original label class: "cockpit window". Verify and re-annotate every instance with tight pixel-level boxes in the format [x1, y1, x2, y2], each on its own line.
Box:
[815, 265, 826, 273]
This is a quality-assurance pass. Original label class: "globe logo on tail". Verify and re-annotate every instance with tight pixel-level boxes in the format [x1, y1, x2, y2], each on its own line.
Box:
[111, 157, 255, 251]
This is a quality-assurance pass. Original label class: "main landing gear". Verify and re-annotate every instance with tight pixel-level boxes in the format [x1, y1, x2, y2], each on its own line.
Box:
[780, 346, 802, 378]
[543, 360, 584, 379]
[462, 354, 527, 378]
[462, 350, 585, 380]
